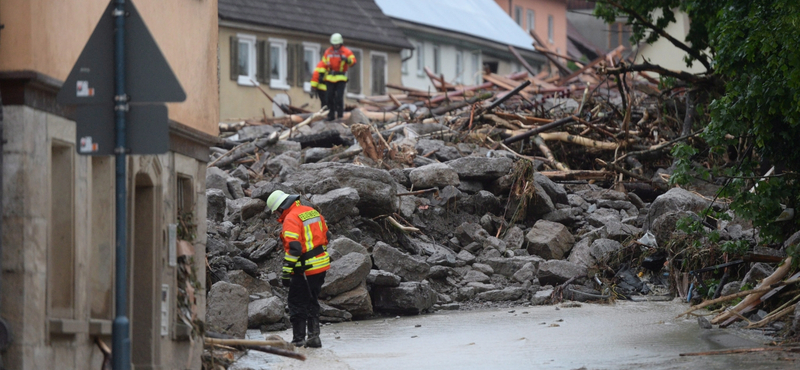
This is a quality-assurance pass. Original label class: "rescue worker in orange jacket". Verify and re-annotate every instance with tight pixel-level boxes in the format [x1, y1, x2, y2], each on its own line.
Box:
[266, 190, 331, 348]
[320, 32, 356, 120]
[310, 60, 328, 104]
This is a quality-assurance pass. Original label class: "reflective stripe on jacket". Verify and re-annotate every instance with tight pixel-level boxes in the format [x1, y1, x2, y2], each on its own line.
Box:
[321, 46, 356, 83]
[310, 60, 328, 91]
[278, 201, 330, 276]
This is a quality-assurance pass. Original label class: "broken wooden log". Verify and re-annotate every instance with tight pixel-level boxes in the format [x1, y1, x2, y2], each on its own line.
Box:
[481, 80, 532, 113]
[711, 256, 793, 325]
[289, 130, 350, 148]
[533, 135, 569, 171]
[351, 123, 383, 162]
[501, 116, 576, 145]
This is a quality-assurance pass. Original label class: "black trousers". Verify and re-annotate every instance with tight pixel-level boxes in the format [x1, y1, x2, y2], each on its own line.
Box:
[287, 271, 326, 324]
[316, 89, 327, 106]
[325, 81, 347, 120]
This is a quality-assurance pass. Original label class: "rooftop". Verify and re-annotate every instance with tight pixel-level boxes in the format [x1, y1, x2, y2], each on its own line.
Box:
[218, 0, 412, 50]
[374, 0, 536, 51]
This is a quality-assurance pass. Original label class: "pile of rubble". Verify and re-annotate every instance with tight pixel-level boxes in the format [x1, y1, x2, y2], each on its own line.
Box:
[204, 45, 800, 354]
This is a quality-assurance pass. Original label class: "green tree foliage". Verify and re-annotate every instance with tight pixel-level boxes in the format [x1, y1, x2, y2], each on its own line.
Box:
[595, 1, 800, 252]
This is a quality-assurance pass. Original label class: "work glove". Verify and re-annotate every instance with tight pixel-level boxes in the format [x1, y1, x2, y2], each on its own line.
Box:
[310, 87, 317, 99]
[281, 260, 294, 287]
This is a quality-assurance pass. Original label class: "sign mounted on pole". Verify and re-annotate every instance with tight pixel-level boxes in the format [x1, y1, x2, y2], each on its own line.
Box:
[57, 0, 185, 155]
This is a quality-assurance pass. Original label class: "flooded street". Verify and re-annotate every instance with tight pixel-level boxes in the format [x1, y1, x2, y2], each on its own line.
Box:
[232, 300, 797, 370]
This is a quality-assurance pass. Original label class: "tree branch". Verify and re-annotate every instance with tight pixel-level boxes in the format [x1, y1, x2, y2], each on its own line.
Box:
[603, 0, 712, 72]
[602, 61, 713, 86]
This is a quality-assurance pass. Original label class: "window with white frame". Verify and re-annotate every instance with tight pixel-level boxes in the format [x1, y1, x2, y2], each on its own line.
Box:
[302, 42, 320, 92]
[514, 6, 523, 26]
[548, 15, 554, 44]
[236, 34, 257, 86]
[455, 51, 463, 84]
[416, 41, 425, 77]
[401, 49, 411, 75]
[346, 48, 363, 96]
[471, 51, 481, 85]
[269, 38, 289, 90]
[433, 45, 441, 74]
[371, 51, 388, 96]
[527, 10, 535, 33]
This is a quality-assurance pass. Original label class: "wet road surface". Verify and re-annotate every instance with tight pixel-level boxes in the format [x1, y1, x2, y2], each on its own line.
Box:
[232, 299, 798, 370]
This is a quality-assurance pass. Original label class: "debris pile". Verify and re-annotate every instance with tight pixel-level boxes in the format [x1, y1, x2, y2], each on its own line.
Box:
[205, 43, 799, 362]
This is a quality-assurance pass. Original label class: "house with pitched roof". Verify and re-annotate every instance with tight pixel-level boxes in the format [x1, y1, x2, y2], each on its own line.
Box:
[218, 0, 412, 121]
[375, 0, 545, 91]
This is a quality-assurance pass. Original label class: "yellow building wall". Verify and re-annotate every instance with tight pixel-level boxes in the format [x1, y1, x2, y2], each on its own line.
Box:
[0, 0, 219, 136]
[219, 26, 403, 121]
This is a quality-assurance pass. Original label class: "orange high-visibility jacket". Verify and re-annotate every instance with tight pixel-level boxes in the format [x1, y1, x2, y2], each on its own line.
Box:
[321, 46, 356, 83]
[310, 60, 328, 91]
[278, 201, 330, 276]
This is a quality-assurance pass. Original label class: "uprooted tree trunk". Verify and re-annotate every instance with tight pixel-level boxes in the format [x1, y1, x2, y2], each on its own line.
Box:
[351, 123, 383, 162]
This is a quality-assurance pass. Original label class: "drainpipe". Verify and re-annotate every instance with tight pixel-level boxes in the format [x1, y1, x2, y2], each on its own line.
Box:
[508, 0, 513, 16]
[0, 79, 10, 370]
[401, 48, 414, 64]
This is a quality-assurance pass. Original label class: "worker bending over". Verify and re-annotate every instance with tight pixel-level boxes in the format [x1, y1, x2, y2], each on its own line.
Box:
[266, 190, 331, 348]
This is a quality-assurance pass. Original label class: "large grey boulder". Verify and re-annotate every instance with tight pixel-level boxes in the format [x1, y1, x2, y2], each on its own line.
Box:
[645, 188, 711, 230]
[207, 281, 249, 338]
[455, 222, 490, 246]
[225, 198, 251, 223]
[528, 181, 557, 217]
[267, 153, 300, 179]
[466, 190, 502, 215]
[650, 211, 697, 246]
[227, 177, 246, 199]
[372, 242, 431, 282]
[604, 220, 642, 242]
[227, 270, 272, 295]
[512, 262, 538, 283]
[328, 237, 369, 260]
[232, 256, 258, 277]
[476, 287, 526, 301]
[567, 238, 594, 268]
[367, 270, 401, 287]
[248, 297, 284, 328]
[542, 207, 584, 225]
[240, 198, 266, 220]
[206, 167, 233, 199]
[587, 208, 622, 228]
[525, 220, 575, 259]
[207, 189, 227, 222]
[479, 256, 542, 277]
[589, 239, 623, 264]
[534, 172, 568, 205]
[327, 283, 373, 318]
[409, 163, 460, 189]
[321, 253, 372, 298]
[446, 157, 513, 180]
[284, 163, 398, 217]
[319, 303, 353, 323]
[503, 226, 526, 250]
[462, 270, 491, 283]
[538, 260, 587, 285]
[372, 281, 438, 314]
[310, 187, 360, 223]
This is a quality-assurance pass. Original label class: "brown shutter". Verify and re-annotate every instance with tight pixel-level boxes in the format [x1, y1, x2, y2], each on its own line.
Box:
[256, 40, 267, 83]
[286, 44, 296, 87]
[230, 36, 238, 81]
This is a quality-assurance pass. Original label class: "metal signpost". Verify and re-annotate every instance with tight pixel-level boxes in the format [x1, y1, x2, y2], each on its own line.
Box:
[56, 1, 185, 369]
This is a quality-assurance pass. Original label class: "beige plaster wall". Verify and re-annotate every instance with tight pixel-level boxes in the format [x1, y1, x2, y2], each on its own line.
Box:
[219, 26, 402, 121]
[1, 107, 208, 370]
[636, 10, 706, 74]
[0, 0, 219, 136]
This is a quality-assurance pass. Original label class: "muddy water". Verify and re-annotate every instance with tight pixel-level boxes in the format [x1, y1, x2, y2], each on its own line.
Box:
[233, 300, 797, 370]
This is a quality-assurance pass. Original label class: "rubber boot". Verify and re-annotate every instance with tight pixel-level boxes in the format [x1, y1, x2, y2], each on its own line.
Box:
[305, 316, 321, 348]
[290, 318, 306, 347]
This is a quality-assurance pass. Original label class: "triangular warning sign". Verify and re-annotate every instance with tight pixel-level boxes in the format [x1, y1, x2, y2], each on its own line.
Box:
[57, 0, 185, 105]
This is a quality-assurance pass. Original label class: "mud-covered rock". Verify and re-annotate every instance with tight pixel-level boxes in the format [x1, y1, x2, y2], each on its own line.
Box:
[409, 163, 460, 189]
[512, 262, 538, 283]
[525, 220, 575, 260]
[589, 239, 623, 264]
[245, 239, 278, 262]
[327, 283, 373, 318]
[319, 303, 353, 323]
[534, 172, 568, 205]
[479, 256, 542, 277]
[528, 181, 557, 217]
[476, 287, 525, 301]
[227, 177, 246, 199]
[462, 270, 491, 283]
[542, 207, 584, 225]
[645, 187, 711, 230]
[207, 189, 227, 222]
[586, 208, 622, 228]
[503, 226, 526, 250]
[367, 270, 401, 287]
[567, 238, 593, 268]
[266, 153, 299, 178]
[321, 253, 372, 298]
[310, 187, 360, 223]
[248, 297, 284, 328]
[284, 163, 398, 217]
[455, 222, 489, 246]
[538, 260, 587, 285]
[743, 263, 774, 287]
[446, 157, 513, 180]
[240, 198, 266, 220]
[372, 281, 438, 314]
[207, 281, 249, 338]
[232, 256, 259, 277]
[372, 242, 431, 282]
[456, 250, 476, 265]
[227, 270, 272, 295]
[328, 237, 368, 260]
[649, 211, 696, 245]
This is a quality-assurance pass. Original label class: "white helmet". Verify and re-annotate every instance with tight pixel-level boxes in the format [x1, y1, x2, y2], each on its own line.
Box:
[266, 190, 290, 213]
[330, 33, 344, 45]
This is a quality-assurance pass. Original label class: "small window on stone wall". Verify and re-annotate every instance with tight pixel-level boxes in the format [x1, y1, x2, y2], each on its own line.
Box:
[49, 141, 76, 319]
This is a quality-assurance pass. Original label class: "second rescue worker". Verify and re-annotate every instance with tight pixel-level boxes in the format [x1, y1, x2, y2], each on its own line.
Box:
[321, 32, 356, 121]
